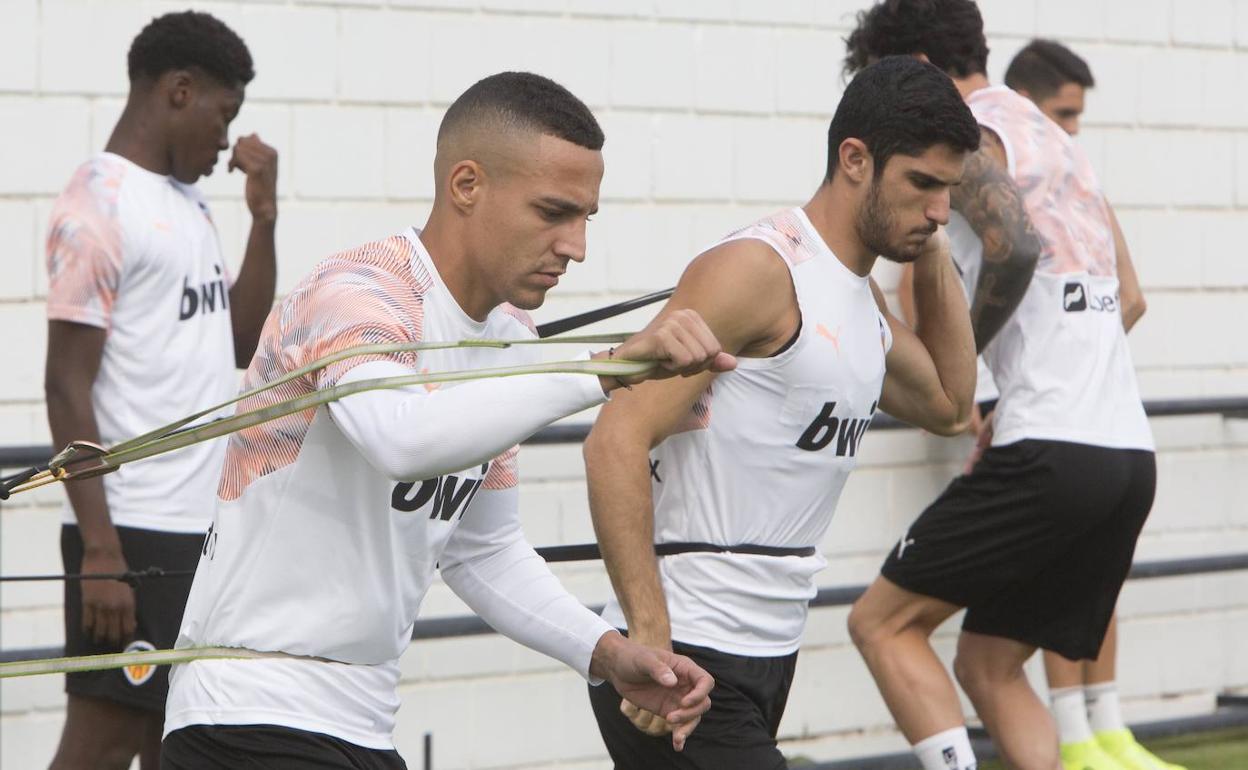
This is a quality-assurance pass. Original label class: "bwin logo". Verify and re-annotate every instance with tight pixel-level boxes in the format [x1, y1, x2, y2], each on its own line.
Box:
[180, 265, 230, 321]
[391, 463, 489, 520]
[1063, 282, 1087, 311]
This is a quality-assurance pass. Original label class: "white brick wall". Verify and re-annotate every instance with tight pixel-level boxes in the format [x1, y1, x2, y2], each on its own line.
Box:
[2, 1, 1247, 768]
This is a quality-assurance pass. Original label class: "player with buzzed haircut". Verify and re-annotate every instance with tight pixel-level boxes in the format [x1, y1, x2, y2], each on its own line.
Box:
[162, 72, 729, 769]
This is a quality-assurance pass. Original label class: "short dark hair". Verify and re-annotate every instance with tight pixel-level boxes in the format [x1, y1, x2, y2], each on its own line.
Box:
[438, 72, 604, 151]
[128, 11, 254, 87]
[1004, 39, 1095, 98]
[827, 56, 980, 182]
[844, 0, 989, 79]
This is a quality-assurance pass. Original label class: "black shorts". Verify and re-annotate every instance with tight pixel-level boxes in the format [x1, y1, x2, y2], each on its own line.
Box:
[881, 439, 1156, 661]
[588, 637, 796, 770]
[62, 524, 204, 712]
[162, 724, 406, 770]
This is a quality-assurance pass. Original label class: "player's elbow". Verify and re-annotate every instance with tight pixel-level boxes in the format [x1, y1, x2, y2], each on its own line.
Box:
[932, 416, 972, 437]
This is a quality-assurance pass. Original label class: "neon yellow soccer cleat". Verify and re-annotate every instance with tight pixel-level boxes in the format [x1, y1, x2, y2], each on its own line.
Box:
[1060, 737, 1132, 770]
[1095, 728, 1186, 770]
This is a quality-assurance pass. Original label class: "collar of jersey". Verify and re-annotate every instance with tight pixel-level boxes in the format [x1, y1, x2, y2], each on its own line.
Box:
[791, 207, 869, 287]
[403, 227, 489, 336]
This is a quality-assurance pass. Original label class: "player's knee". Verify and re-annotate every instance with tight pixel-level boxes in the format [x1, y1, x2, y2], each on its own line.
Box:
[847, 600, 888, 652]
[953, 649, 1022, 697]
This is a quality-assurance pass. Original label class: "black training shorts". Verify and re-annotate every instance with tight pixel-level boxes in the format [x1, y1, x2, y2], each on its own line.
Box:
[162, 724, 407, 770]
[62, 524, 204, 712]
[881, 439, 1156, 660]
[589, 637, 796, 770]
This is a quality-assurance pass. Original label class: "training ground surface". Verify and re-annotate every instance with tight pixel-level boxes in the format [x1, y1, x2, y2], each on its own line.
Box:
[978, 727, 1248, 770]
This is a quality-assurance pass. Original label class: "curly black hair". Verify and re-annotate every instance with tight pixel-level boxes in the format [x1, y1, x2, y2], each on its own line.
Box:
[844, 0, 989, 79]
[827, 56, 980, 181]
[438, 72, 604, 151]
[1005, 39, 1095, 99]
[128, 11, 254, 87]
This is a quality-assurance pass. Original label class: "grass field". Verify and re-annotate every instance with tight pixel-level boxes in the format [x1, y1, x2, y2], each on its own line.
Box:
[976, 728, 1248, 770]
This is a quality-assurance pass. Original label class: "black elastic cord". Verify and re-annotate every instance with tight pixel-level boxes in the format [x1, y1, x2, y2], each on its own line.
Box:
[0, 465, 46, 500]
[536, 542, 815, 563]
[536, 288, 674, 338]
[0, 567, 196, 588]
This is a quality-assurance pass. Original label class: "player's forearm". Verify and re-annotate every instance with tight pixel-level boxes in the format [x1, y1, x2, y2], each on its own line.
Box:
[585, 428, 671, 646]
[912, 248, 977, 433]
[439, 496, 612, 681]
[228, 218, 277, 366]
[44, 385, 119, 555]
[329, 360, 606, 482]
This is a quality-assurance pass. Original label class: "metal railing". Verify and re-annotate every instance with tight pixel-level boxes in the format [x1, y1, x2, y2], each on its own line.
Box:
[3, 396, 1246, 470]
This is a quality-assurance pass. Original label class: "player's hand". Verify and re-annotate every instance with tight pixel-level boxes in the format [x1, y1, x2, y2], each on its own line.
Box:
[601, 309, 736, 390]
[964, 408, 994, 474]
[621, 699, 673, 737]
[591, 632, 713, 751]
[917, 225, 951, 262]
[229, 134, 278, 223]
[79, 549, 136, 648]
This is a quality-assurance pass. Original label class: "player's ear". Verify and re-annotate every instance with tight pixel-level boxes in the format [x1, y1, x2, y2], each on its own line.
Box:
[447, 160, 484, 213]
[838, 138, 871, 185]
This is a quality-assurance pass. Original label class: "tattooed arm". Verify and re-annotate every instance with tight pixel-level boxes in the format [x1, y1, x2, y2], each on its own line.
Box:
[952, 129, 1043, 352]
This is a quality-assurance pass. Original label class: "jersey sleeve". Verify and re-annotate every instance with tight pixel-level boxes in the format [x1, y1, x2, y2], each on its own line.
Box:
[45, 169, 126, 329]
[278, 262, 426, 390]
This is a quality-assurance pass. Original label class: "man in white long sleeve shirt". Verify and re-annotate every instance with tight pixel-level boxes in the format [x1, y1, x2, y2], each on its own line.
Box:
[161, 72, 731, 769]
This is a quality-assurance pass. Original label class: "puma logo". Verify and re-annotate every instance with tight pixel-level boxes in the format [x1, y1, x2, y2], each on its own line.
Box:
[816, 323, 841, 354]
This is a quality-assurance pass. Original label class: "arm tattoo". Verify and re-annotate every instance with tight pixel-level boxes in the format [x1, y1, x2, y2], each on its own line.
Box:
[951, 131, 1043, 352]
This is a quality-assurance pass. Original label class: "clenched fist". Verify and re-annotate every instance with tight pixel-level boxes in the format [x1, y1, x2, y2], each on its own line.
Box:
[597, 308, 736, 391]
[228, 133, 278, 223]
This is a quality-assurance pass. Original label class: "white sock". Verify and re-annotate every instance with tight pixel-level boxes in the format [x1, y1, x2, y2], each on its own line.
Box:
[1086, 681, 1126, 733]
[1050, 685, 1094, 744]
[913, 726, 978, 770]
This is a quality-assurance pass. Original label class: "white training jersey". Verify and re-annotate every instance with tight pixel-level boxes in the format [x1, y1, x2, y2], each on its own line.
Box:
[601, 208, 893, 657]
[950, 86, 1152, 451]
[946, 212, 999, 405]
[166, 230, 611, 749]
[45, 152, 237, 533]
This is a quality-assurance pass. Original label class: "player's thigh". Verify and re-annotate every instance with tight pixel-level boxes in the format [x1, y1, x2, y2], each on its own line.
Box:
[883, 440, 1125, 612]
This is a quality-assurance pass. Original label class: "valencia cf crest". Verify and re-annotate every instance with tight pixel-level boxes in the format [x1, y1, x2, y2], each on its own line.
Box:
[122, 640, 157, 686]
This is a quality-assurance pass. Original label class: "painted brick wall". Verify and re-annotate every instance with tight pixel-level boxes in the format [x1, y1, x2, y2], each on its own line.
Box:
[2, 1, 1247, 768]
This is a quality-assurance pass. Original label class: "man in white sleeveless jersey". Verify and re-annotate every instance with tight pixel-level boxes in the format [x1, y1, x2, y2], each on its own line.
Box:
[844, 3, 1156, 770]
[161, 73, 732, 769]
[1005, 39, 1179, 770]
[584, 57, 982, 770]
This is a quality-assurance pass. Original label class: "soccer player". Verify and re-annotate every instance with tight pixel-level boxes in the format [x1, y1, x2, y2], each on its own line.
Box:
[844, 3, 1157, 770]
[161, 72, 729, 769]
[584, 56, 981, 770]
[1004, 39, 1095, 137]
[44, 12, 277, 770]
[1006, 39, 1179, 770]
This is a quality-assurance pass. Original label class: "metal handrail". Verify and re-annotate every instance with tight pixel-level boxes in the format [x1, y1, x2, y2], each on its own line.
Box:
[2, 396, 1246, 470]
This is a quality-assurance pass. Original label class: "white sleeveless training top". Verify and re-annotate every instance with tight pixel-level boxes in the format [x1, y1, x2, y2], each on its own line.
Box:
[952, 86, 1152, 451]
[601, 208, 892, 657]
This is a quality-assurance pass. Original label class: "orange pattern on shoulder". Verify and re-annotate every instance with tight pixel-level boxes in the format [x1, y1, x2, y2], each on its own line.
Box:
[970, 89, 1116, 277]
[722, 209, 821, 267]
[219, 236, 429, 501]
[45, 157, 128, 328]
